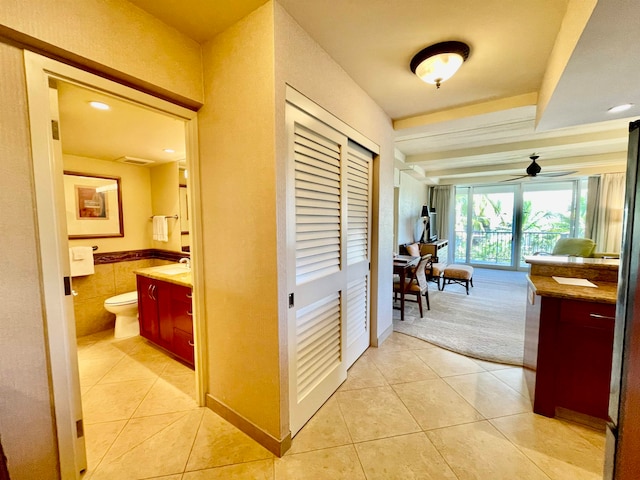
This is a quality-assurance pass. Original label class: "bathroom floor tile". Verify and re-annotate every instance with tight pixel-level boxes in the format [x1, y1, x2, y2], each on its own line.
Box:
[274, 445, 365, 480]
[335, 385, 420, 442]
[90, 409, 204, 480]
[392, 378, 484, 430]
[491, 413, 605, 480]
[355, 432, 458, 480]
[186, 409, 273, 471]
[376, 332, 438, 351]
[426, 421, 551, 480]
[133, 374, 197, 417]
[82, 378, 155, 424]
[472, 358, 514, 371]
[97, 350, 172, 384]
[83, 420, 127, 471]
[78, 355, 122, 388]
[182, 459, 274, 479]
[444, 371, 532, 418]
[287, 397, 351, 455]
[489, 367, 531, 399]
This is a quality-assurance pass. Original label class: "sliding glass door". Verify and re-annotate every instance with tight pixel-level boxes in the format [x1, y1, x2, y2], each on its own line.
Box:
[455, 180, 587, 269]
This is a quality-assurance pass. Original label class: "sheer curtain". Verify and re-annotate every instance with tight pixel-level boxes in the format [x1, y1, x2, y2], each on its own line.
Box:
[432, 185, 455, 263]
[593, 173, 626, 253]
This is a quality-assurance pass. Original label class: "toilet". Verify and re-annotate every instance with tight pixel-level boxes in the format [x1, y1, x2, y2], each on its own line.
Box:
[104, 291, 139, 338]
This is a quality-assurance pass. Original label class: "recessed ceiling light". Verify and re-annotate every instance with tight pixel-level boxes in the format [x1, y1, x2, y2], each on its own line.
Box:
[163, 148, 175, 153]
[89, 101, 110, 110]
[608, 103, 633, 114]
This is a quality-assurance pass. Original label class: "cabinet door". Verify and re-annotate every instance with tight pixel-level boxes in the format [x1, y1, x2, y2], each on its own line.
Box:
[137, 276, 159, 341]
[171, 284, 193, 334]
[156, 280, 173, 348]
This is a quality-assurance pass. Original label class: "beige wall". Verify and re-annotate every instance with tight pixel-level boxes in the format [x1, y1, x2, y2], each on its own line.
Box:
[0, 41, 58, 480]
[0, 0, 203, 107]
[64, 154, 154, 253]
[150, 162, 182, 252]
[199, 3, 282, 439]
[397, 173, 428, 246]
[273, 1, 395, 351]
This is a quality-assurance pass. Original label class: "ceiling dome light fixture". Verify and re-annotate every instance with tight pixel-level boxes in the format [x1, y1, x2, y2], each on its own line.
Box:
[608, 103, 634, 114]
[410, 41, 470, 89]
[89, 101, 110, 110]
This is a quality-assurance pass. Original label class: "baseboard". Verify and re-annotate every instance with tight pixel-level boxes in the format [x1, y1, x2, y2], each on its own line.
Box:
[205, 394, 291, 457]
[373, 322, 394, 347]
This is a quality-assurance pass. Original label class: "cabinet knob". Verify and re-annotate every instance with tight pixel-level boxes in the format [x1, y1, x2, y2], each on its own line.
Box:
[186, 292, 193, 299]
[188, 340, 194, 347]
[589, 313, 615, 320]
[187, 310, 193, 316]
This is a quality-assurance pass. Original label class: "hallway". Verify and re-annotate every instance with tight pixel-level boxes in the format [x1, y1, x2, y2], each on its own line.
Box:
[78, 330, 604, 479]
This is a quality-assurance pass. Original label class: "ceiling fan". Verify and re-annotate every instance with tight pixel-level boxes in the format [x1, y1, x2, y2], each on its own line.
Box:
[504, 154, 577, 181]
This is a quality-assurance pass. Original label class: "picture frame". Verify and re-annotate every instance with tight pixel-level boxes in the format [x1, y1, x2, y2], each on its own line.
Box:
[63, 171, 124, 239]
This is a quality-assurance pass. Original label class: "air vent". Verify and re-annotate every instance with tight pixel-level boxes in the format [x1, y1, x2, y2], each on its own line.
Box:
[116, 156, 155, 166]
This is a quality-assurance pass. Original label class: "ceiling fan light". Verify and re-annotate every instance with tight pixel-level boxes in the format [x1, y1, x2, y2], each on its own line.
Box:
[410, 41, 470, 88]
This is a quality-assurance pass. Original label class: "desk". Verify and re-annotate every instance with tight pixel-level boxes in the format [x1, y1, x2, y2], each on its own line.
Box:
[393, 255, 419, 321]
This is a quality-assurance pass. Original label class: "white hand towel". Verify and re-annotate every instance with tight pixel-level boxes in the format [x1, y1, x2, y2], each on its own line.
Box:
[152, 216, 168, 242]
[69, 246, 95, 277]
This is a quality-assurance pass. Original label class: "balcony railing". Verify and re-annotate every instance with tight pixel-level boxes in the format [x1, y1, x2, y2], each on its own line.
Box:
[454, 230, 567, 265]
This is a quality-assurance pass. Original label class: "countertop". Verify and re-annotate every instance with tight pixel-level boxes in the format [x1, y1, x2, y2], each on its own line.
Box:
[524, 255, 619, 270]
[134, 264, 192, 288]
[527, 274, 618, 304]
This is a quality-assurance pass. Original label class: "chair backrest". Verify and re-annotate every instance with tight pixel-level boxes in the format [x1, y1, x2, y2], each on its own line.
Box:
[552, 237, 596, 257]
[412, 255, 432, 291]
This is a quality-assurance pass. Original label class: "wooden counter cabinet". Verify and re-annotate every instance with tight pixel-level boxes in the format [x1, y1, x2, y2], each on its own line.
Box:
[137, 275, 194, 367]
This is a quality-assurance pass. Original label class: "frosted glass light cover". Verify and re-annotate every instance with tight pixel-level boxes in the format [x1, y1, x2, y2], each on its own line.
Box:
[415, 53, 464, 85]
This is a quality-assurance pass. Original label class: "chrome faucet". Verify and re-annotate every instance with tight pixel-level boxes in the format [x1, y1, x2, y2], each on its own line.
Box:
[179, 257, 191, 269]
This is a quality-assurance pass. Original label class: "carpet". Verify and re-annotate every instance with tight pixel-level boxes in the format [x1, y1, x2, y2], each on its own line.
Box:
[393, 267, 527, 366]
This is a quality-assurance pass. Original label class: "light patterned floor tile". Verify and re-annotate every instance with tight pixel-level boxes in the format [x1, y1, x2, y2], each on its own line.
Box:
[335, 385, 420, 442]
[491, 413, 605, 480]
[490, 367, 531, 399]
[84, 420, 127, 472]
[90, 409, 204, 480]
[82, 378, 156, 424]
[563, 421, 607, 451]
[97, 350, 172, 384]
[392, 378, 484, 430]
[274, 445, 365, 480]
[133, 374, 197, 417]
[472, 358, 515, 371]
[183, 459, 274, 479]
[78, 355, 122, 388]
[444, 372, 532, 418]
[376, 332, 436, 351]
[355, 432, 458, 479]
[338, 355, 387, 391]
[287, 397, 351, 454]
[414, 347, 486, 377]
[366, 349, 439, 384]
[426, 421, 551, 480]
[186, 409, 273, 471]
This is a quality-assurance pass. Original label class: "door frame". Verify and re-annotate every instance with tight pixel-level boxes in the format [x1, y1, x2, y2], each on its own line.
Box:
[23, 51, 205, 478]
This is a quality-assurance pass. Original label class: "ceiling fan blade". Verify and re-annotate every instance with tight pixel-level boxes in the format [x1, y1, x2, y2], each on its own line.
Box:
[538, 170, 577, 177]
[501, 175, 529, 182]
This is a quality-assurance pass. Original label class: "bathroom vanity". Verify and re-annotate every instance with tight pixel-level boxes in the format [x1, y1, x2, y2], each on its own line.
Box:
[135, 265, 194, 367]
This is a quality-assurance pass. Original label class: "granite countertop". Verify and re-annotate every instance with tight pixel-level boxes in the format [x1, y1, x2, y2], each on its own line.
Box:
[134, 264, 192, 288]
[524, 255, 619, 270]
[527, 274, 618, 304]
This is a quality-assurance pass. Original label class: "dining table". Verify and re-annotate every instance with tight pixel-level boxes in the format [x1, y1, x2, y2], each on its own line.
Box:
[393, 254, 420, 321]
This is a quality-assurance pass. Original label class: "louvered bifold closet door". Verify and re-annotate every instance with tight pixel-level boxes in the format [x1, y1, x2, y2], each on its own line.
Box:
[286, 105, 349, 436]
[345, 141, 373, 368]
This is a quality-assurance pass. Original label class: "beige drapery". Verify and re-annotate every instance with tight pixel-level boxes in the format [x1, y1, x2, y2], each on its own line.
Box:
[590, 173, 626, 253]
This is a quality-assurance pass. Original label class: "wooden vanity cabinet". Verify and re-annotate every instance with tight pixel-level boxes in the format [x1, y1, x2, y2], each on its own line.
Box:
[136, 275, 194, 367]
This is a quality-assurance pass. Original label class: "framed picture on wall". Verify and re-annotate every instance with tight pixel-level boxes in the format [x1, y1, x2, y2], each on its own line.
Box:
[63, 171, 124, 238]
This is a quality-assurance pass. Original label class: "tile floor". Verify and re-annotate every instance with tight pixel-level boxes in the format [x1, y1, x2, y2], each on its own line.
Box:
[78, 330, 606, 479]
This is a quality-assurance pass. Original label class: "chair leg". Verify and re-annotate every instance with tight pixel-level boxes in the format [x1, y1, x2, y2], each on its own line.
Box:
[425, 290, 430, 310]
[465, 280, 469, 295]
[470, 277, 474, 287]
[417, 292, 424, 318]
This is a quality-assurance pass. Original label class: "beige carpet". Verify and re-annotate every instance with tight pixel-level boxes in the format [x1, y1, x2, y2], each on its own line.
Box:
[393, 267, 527, 366]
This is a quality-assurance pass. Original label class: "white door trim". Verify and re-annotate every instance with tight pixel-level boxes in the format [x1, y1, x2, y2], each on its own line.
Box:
[23, 51, 205, 478]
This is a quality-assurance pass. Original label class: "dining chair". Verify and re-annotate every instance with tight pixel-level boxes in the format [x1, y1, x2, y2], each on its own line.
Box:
[393, 255, 431, 318]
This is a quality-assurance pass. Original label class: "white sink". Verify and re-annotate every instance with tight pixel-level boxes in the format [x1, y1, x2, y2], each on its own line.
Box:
[156, 265, 190, 275]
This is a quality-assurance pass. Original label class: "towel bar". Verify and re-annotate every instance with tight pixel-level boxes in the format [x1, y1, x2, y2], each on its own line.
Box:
[149, 215, 178, 219]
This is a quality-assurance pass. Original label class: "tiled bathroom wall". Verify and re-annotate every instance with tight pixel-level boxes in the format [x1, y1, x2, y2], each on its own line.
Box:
[72, 258, 174, 337]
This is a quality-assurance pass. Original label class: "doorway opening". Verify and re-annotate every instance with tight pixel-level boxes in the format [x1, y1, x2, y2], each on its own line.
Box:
[24, 51, 204, 479]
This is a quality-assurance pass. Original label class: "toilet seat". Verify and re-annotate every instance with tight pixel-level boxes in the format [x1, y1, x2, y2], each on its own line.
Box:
[105, 291, 138, 306]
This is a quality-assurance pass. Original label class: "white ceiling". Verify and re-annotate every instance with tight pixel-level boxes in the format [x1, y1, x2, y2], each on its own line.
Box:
[60, 0, 640, 184]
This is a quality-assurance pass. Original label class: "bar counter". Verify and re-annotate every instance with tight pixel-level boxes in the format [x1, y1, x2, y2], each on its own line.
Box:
[523, 255, 619, 422]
